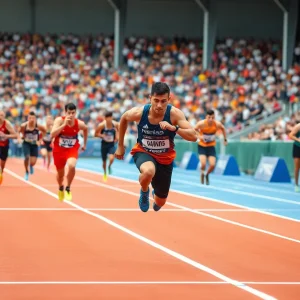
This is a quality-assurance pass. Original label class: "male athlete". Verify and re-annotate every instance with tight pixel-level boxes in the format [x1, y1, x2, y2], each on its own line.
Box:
[20, 112, 47, 180]
[40, 115, 54, 171]
[289, 123, 300, 192]
[194, 109, 227, 185]
[94, 111, 119, 181]
[0, 110, 18, 184]
[51, 103, 88, 201]
[114, 82, 197, 212]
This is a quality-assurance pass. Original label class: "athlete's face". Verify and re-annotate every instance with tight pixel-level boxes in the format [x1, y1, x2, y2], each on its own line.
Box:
[28, 114, 36, 124]
[105, 116, 113, 122]
[46, 116, 53, 126]
[206, 114, 215, 124]
[65, 109, 76, 121]
[0, 111, 4, 123]
[150, 93, 170, 115]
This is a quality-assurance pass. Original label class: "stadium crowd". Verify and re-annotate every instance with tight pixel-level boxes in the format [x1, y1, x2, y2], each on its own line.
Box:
[0, 32, 299, 143]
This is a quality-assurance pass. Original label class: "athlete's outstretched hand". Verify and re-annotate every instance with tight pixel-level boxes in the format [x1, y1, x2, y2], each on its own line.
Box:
[114, 145, 126, 160]
[81, 145, 86, 151]
[159, 121, 176, 131]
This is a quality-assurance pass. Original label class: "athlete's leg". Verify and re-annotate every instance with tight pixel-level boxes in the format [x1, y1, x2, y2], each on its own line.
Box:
[0, 146, 8, 172]
[64, 151, 79, 201]
[292, 144, 300, 192]
[29, 145, 38, 175]
[0, 146, 9, 185]
[56, 168, 65, 188]
[66, 157, 77, 188]
[101, 146, 108, 181]
[47, 147, 52, 171]
[133, 152, 157, 212]
[40, 147, 47, 167]
[294, 158, 300, 192]
[206, 156, 216, 185]
[198, 145, 208, 184]
[204, 147, 216, 185]
[53, 151, 66, 201]
[199, 155, 207, 184]
[108, 145, 116, 174]
[22, 142, 30, 180]
[151, 162, 173, 211]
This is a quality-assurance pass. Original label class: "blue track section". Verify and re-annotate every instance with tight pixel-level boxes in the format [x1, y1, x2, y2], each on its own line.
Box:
[78, 158, 300, 221]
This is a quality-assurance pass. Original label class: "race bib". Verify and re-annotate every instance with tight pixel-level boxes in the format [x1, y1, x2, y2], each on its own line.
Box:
[44, 134, 52, 142]
[59, 136, 77, 148]
[103, 134, 114, 142]
[142, 138, 170, 150]
[24, 133, 38, 143]
[202, 134, 215, 143]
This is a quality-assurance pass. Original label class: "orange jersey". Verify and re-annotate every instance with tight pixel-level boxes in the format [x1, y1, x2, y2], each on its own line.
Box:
[198, 120, 218, 147]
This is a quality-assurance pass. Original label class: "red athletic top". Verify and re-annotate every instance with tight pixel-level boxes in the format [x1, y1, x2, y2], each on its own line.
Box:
[53, 117, 80, 151]
[0, 120, 9, 147]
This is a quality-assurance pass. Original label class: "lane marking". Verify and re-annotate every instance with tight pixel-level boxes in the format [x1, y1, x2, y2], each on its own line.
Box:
[77, 165, 300, 223]
[0, 281, 298, 285]
[5, 169, 276, 300]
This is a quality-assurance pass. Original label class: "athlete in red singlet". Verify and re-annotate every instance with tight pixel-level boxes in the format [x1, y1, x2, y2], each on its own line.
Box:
[0, 110, 18, 185]
[51, 103, 88, 201]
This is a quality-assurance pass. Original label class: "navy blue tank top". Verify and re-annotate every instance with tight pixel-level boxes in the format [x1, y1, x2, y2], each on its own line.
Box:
[137, 104, 176, 155]
[43, 130, 52, 144]
[101, 122, 116, 145]
[23, 123, 39, 145]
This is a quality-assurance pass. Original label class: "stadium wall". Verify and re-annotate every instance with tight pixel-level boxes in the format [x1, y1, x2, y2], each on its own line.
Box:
[0, 0, 282, 39]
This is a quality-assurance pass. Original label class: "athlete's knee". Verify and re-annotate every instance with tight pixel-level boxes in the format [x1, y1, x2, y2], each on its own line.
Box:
[57, 168, 64, 178]
[67, 158, 77, 169]
[141, 167, 155, 180]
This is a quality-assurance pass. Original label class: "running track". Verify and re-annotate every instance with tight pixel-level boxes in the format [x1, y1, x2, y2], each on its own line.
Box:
[0, 158, 299, 299]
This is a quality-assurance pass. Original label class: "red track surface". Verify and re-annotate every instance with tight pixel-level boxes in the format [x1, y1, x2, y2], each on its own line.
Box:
[0, 158, 300, 299]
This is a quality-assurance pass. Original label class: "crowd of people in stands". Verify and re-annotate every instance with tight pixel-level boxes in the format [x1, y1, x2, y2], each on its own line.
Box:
[245, 110, 300, 141]
[0, 32, 299, 142]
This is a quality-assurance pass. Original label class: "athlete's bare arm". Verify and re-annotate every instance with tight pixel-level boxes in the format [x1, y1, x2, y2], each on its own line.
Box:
[94, 122, 105, 139]
[37, 124, 47, 141]
[78, 120, 88, 150]
[194, 120, 205, 140]
[194, 120, 205, 131]
[216, 121, 228, 145]
[4, 120, 18, 139]
[113, 121, 120, 142]
[115, 107, 143, 160]
[50, 117, 69, 139]
[168, 108, 198, 142]
[19, 122, 27, 137]
[289, 123, 300, 143]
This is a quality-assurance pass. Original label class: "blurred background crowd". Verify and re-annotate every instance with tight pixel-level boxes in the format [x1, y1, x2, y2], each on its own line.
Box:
[0, 33, 300, 142]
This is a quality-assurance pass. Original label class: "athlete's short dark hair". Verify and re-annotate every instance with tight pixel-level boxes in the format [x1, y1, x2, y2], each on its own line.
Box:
[150, 82, 170, 97]
[105, 111, 113, 118]
[29, 111, 36, 116]
[206, 109, 215, 116]
[65, 103, 77, 111]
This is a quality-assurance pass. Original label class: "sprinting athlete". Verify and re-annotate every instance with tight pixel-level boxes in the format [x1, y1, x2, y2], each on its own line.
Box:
[40, 115, 54, 171]
[94, 111, 119, 181]
[114, 82, 197, 212]
[194, 109, 227, 185]
[289, 123, 300, 192]
[0, 110, 18, 184]
[20, 112, 47, 180]
[51, 103, 88, 202]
